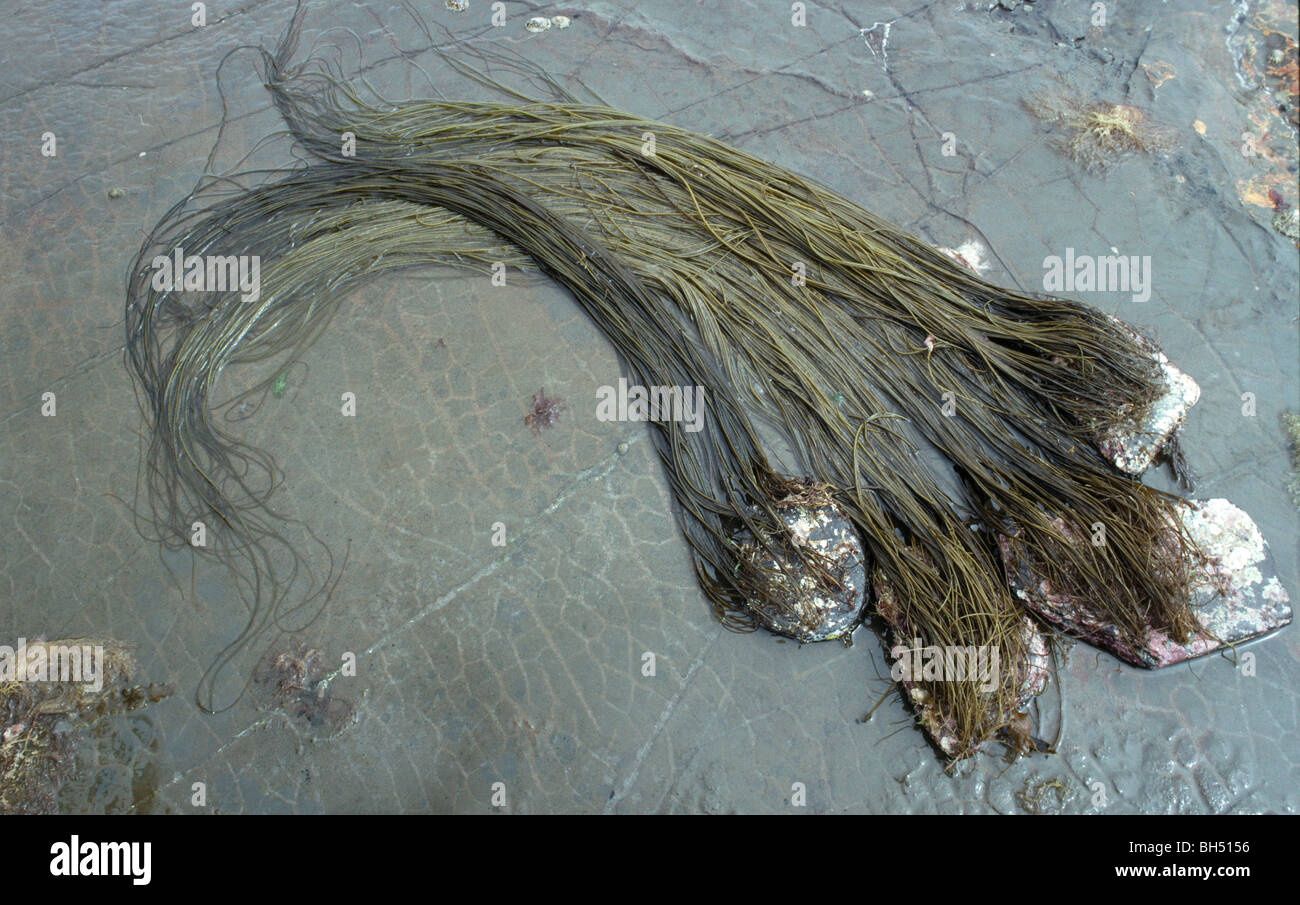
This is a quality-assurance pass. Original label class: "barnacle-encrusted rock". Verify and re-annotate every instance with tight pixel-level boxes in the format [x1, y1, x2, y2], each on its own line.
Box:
[874, 569, 1050, 759]
[1094, 321, 1200, 476]
[999, 498, 1292, 668]
[733, 481, 867, 642]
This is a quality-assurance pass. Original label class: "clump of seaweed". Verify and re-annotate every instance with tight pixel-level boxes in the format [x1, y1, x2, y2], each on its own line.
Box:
[1283, 412, 1300, 509]
[1023, 88, 1177, 172]
[0, 639, 172, 814]
[121, 6, 1224, 762]
[1016, 775, 1076, 814]
[524, 387, 567, 435]
[252, 638, 355, 737]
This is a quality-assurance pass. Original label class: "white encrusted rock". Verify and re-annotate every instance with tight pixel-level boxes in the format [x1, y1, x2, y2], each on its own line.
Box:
[999, 498, 1291, 668]
[734, 485, 867, 642]
[1094, 320, 1201, 475]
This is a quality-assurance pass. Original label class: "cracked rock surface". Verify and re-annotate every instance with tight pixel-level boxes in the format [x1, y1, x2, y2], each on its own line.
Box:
[1, 0, 1296, 813]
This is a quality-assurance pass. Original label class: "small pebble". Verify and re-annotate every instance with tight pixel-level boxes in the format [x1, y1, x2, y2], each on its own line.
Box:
[525, 16, 551, 33]
[445, 0, 468, 10]
[616, 442, 629, 455]
[108, 187, 126, 199]
[552, 15, 571, 29]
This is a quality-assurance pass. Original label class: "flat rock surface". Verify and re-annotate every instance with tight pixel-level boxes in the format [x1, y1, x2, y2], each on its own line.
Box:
[1, 0, 1296, 813]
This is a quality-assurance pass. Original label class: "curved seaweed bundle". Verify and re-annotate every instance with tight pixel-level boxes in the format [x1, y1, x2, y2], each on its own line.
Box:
[125, 9, 1220, 757]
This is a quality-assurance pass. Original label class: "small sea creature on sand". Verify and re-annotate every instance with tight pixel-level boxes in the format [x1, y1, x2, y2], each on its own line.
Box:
[524, 387, 567, 435]
[252, 639, 355, 737]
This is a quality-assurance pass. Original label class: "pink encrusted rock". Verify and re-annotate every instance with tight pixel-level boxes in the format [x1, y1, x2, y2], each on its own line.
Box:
[1094, 320, 1200, 475]
[873, 570, 961, 757]
[872, 569, 1049, 758]
[998, 499, 1291, 669]
[1014, 621, 1051, 712]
